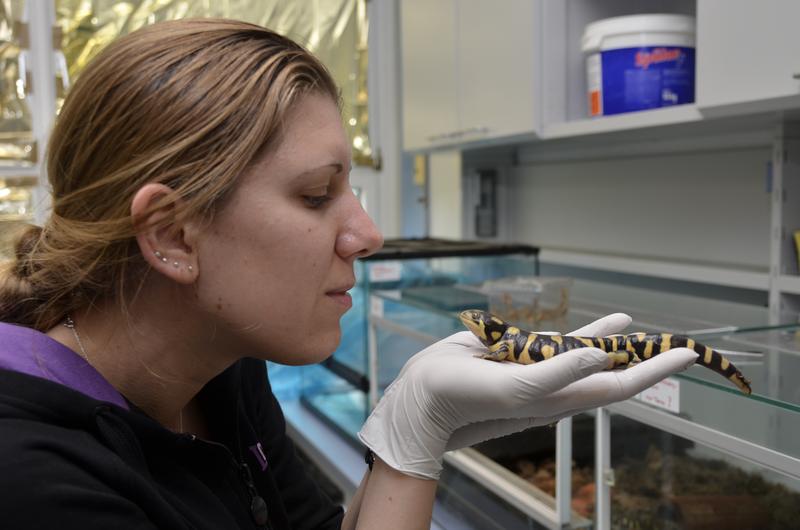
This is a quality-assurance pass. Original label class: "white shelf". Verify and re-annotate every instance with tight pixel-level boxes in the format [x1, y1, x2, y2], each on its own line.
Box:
[516, 108, 775, 164]
[539, 248, 770, 291]
[778, 275, 800, 295]
[543, 105, 702, 139]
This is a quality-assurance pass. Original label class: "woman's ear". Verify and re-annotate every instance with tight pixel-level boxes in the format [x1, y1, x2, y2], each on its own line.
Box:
[132, 183, 199, 284]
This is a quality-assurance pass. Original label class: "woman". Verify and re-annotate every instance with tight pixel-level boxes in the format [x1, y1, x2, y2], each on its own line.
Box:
[0, 19, 697, 529]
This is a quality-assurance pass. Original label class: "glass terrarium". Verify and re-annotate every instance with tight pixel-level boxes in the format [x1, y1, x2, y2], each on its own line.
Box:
[346, 274, 800, 529]
[604, 413, 799, 530]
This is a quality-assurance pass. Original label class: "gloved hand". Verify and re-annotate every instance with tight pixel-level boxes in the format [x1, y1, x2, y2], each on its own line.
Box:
[358, 313, 698, 480]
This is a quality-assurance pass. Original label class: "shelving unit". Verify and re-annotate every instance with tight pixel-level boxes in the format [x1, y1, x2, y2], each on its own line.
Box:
[767, 123, 800, 325]
[365, 281, 800, 529]
[401, 2, 800, 334]
[399, 0, 800, 332]
[394, 0, 800, 521]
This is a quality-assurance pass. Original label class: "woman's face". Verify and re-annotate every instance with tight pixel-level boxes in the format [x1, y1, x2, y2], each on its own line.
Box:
[195, 93, 383, 364]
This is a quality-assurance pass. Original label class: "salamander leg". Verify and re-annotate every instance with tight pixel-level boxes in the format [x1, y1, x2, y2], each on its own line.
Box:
[476, 341, 510, 362]
[607, 351, 636, 369]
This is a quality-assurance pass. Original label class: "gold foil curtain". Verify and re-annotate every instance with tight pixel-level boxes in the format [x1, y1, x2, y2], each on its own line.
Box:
[0, 174, 34, 258]
[55, 0, 375, 166]
[0, 0, 35, 165]
[0, 0, 35, 259]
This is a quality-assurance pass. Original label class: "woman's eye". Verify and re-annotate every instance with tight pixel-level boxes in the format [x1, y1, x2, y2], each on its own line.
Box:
[303, 194, 333, 208]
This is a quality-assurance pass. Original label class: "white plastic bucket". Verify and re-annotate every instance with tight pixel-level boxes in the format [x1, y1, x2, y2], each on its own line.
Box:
[581, 14, 696, 117]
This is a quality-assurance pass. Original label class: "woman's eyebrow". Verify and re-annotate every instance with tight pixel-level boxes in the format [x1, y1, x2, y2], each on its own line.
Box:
[296, 162, 347, 178]
[296, 162, 351, 177]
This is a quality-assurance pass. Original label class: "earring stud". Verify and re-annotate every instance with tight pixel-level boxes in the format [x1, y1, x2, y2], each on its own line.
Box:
[154, 250, 168, 263]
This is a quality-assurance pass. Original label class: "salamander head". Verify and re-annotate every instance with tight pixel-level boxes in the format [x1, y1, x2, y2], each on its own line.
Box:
[459, 309, 509, 347]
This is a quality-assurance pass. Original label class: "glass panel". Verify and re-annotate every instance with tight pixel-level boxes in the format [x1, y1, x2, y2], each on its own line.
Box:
[436, 460, 551, 530]
[0, 0, 35, 165]
[475, 428, 559, 507]
[371, 276, 782, 339]
[299, 363, 366, 440]
[55, 0, 374, 165]
[366, 253, 538, 396]
[565, 278, 782, 334]
[472, 414, 594, 528]
[572, 412, 598, 523]
[374, 274, 797, 398]
[652, 325, 800, 460]
[266, 361, 303, 402]
[609, 413, 800, 530]
[678, 326, 800, 407]
[369, 276, 800, 455]
[374, 293, 459, 391]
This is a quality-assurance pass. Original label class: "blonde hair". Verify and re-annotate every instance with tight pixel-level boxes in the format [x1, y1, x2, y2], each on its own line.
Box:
[0, 18, 339, 331]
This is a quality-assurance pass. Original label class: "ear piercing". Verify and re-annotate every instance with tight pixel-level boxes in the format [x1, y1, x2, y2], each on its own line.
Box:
[153, 250, 193, 273]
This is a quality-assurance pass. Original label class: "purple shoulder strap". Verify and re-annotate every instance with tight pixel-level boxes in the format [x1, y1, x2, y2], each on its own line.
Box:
[0, 321, 129, 409]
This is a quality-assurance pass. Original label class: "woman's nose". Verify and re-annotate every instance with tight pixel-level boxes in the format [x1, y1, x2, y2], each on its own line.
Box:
[336, 196, 384, 261]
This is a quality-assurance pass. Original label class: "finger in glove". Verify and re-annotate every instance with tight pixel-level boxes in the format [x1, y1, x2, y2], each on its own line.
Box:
[439, 347, 613, 424]
[511, 347, 699, 417]
[444, 347, 697, 451]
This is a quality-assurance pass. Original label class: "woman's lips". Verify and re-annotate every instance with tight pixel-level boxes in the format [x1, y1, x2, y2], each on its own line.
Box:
[327, 291, 352, 309]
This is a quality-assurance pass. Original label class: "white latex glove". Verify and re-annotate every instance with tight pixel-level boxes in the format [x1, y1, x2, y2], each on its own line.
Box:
[358, 313, 698, 480]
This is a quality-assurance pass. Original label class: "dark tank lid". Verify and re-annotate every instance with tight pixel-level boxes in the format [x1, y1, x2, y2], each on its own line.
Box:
[361, 238, 539, 261]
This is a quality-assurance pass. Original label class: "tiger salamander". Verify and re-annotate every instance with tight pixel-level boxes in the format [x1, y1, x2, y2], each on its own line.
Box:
[459, 309, 752, 395]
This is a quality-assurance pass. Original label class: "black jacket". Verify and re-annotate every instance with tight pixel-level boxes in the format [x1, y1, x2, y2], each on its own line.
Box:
[0, 323, 344, 529]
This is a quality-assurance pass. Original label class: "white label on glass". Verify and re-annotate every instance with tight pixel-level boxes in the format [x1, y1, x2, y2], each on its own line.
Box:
[381, 289, 402, 300]
[369, 261, 402, 282]
[370, 295, 384, 318]
[635, 377, 680, 413]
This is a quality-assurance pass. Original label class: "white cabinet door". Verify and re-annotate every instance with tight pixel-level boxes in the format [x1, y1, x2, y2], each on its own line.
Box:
[401, 0, 459, 151]
[697, 0, 800, 111]
[457, 0, 537, 142]
[401, 0, 539, 151]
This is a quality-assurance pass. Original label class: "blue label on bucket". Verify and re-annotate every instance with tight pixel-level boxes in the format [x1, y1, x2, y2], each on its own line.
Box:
[601, 46, 695, 115]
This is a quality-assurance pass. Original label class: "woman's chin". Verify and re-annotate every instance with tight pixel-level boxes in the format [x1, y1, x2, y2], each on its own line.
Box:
[266, 332, 341, 366]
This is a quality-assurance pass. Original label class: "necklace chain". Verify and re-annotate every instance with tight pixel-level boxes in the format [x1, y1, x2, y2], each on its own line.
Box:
[62, 315, 183, 433]
[63, 315, 89, 362]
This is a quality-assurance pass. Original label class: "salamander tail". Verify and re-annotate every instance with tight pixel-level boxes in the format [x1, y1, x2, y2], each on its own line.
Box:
[729, 370, 752, 395]
[689, 339, 753, 395]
